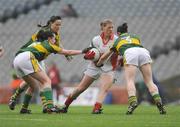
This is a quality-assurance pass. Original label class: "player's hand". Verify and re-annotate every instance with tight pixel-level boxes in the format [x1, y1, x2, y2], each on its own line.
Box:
[82, 47, 94, 53]
[65, 55, 73, 61]
[84, 50, 95, 60]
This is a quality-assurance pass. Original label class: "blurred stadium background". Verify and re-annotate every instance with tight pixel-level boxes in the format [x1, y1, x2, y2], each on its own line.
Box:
[0, 0, 180, 105]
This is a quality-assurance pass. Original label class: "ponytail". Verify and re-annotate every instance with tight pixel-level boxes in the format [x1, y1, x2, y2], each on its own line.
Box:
[117, 22, 128, 33]
[37, 15, 62, 28]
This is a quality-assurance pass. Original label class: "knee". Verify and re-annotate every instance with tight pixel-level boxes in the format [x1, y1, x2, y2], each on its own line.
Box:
[26, 87, 34, 95]
[39, 78, 51, 89]
[103, 88, 109, 93]
[100, 86, 110, 93]
[43, 77, 51, 86]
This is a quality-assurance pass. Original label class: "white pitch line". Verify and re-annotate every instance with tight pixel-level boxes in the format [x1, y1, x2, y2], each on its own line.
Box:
[0, 117, 48, 122]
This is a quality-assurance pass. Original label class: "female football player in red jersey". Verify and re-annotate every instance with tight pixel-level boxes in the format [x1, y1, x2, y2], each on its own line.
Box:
[60, 19, 121, 114]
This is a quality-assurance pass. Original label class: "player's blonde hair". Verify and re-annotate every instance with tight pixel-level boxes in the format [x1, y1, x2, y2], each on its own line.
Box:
[100, 19, 113, 30]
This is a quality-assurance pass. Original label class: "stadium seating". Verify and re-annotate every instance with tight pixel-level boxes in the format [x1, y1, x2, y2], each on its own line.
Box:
[0, 0, 60, 23]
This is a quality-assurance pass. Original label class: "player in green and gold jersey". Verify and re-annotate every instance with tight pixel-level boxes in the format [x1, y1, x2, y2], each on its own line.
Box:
[97, 23, 166, 115]
[9, 16, 72, 113]
[13, 30, 88, 114]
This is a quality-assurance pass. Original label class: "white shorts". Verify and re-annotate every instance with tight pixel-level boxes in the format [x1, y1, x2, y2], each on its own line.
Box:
[13, 51, 43, 78]
[39, 60, 46, 71]
[84, 64, 115, 79]
[123, 47, 152, 67]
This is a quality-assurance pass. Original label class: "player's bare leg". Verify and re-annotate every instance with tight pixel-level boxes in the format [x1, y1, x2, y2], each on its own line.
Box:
[92, 73, 113, 114]
[19, 87, 34, 114]
[60, 75, 94, 113]
[140, 63, 166, 114]
[124, 65, 138, 115]
[9, 81, 28, 110]
[24, 71, 60, 114]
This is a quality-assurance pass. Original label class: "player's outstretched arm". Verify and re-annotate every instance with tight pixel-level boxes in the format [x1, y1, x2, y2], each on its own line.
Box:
[96, 50, 113, 66]
[58, 49, 82, 55]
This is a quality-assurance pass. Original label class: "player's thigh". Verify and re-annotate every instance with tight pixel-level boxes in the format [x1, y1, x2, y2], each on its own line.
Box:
[78, 74, 95, 90]
[30, 70, 51, 85]
[22, 75, 38, 89]
[124, 65, 137, 82]
[140, 63, 153, 84]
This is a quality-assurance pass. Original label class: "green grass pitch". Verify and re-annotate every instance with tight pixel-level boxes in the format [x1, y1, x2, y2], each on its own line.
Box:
[0, 104, 179, 127]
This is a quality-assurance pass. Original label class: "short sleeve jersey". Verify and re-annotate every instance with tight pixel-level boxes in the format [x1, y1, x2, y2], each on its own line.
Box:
[91, 33, 118, 71]
[19, 27, 61, 50]
[113, 33, 143, 55]
[16, 40, 62, 61]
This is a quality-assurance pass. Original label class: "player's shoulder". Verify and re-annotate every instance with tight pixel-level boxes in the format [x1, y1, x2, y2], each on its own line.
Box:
[129, 33, 140, 38]
[114, 34, 118, 40]
[93, 35, 101, 40]
[41, 26, 50, 31]
[91, 35, 102, 47]
[92, 35, 101, 42]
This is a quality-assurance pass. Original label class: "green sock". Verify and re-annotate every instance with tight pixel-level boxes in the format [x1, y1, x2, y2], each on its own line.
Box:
[40, 91, 47, 108]
[128, 96, 137, 105]
[42, 88, 53, 108]
[22, 94, 32, 109]
[152, 94, 162, 104]
[12, 87, 25, 100]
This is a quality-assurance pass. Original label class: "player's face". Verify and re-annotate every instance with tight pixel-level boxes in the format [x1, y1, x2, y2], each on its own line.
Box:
[103, 23, 113, 36]
[48, 36, 56, 44]
[51, 20, 61, 33]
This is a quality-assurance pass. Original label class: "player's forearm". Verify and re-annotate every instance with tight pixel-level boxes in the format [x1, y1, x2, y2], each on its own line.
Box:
[66, 50, 82, 55]
[59, 49, 82, 55]
[97, 50, 112, 66]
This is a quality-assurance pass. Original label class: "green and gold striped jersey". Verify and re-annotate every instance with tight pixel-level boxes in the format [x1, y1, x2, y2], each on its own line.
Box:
[19, 27, 60, 49]
[112, 33, 143, 55]
[16, 40, 62, 61]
